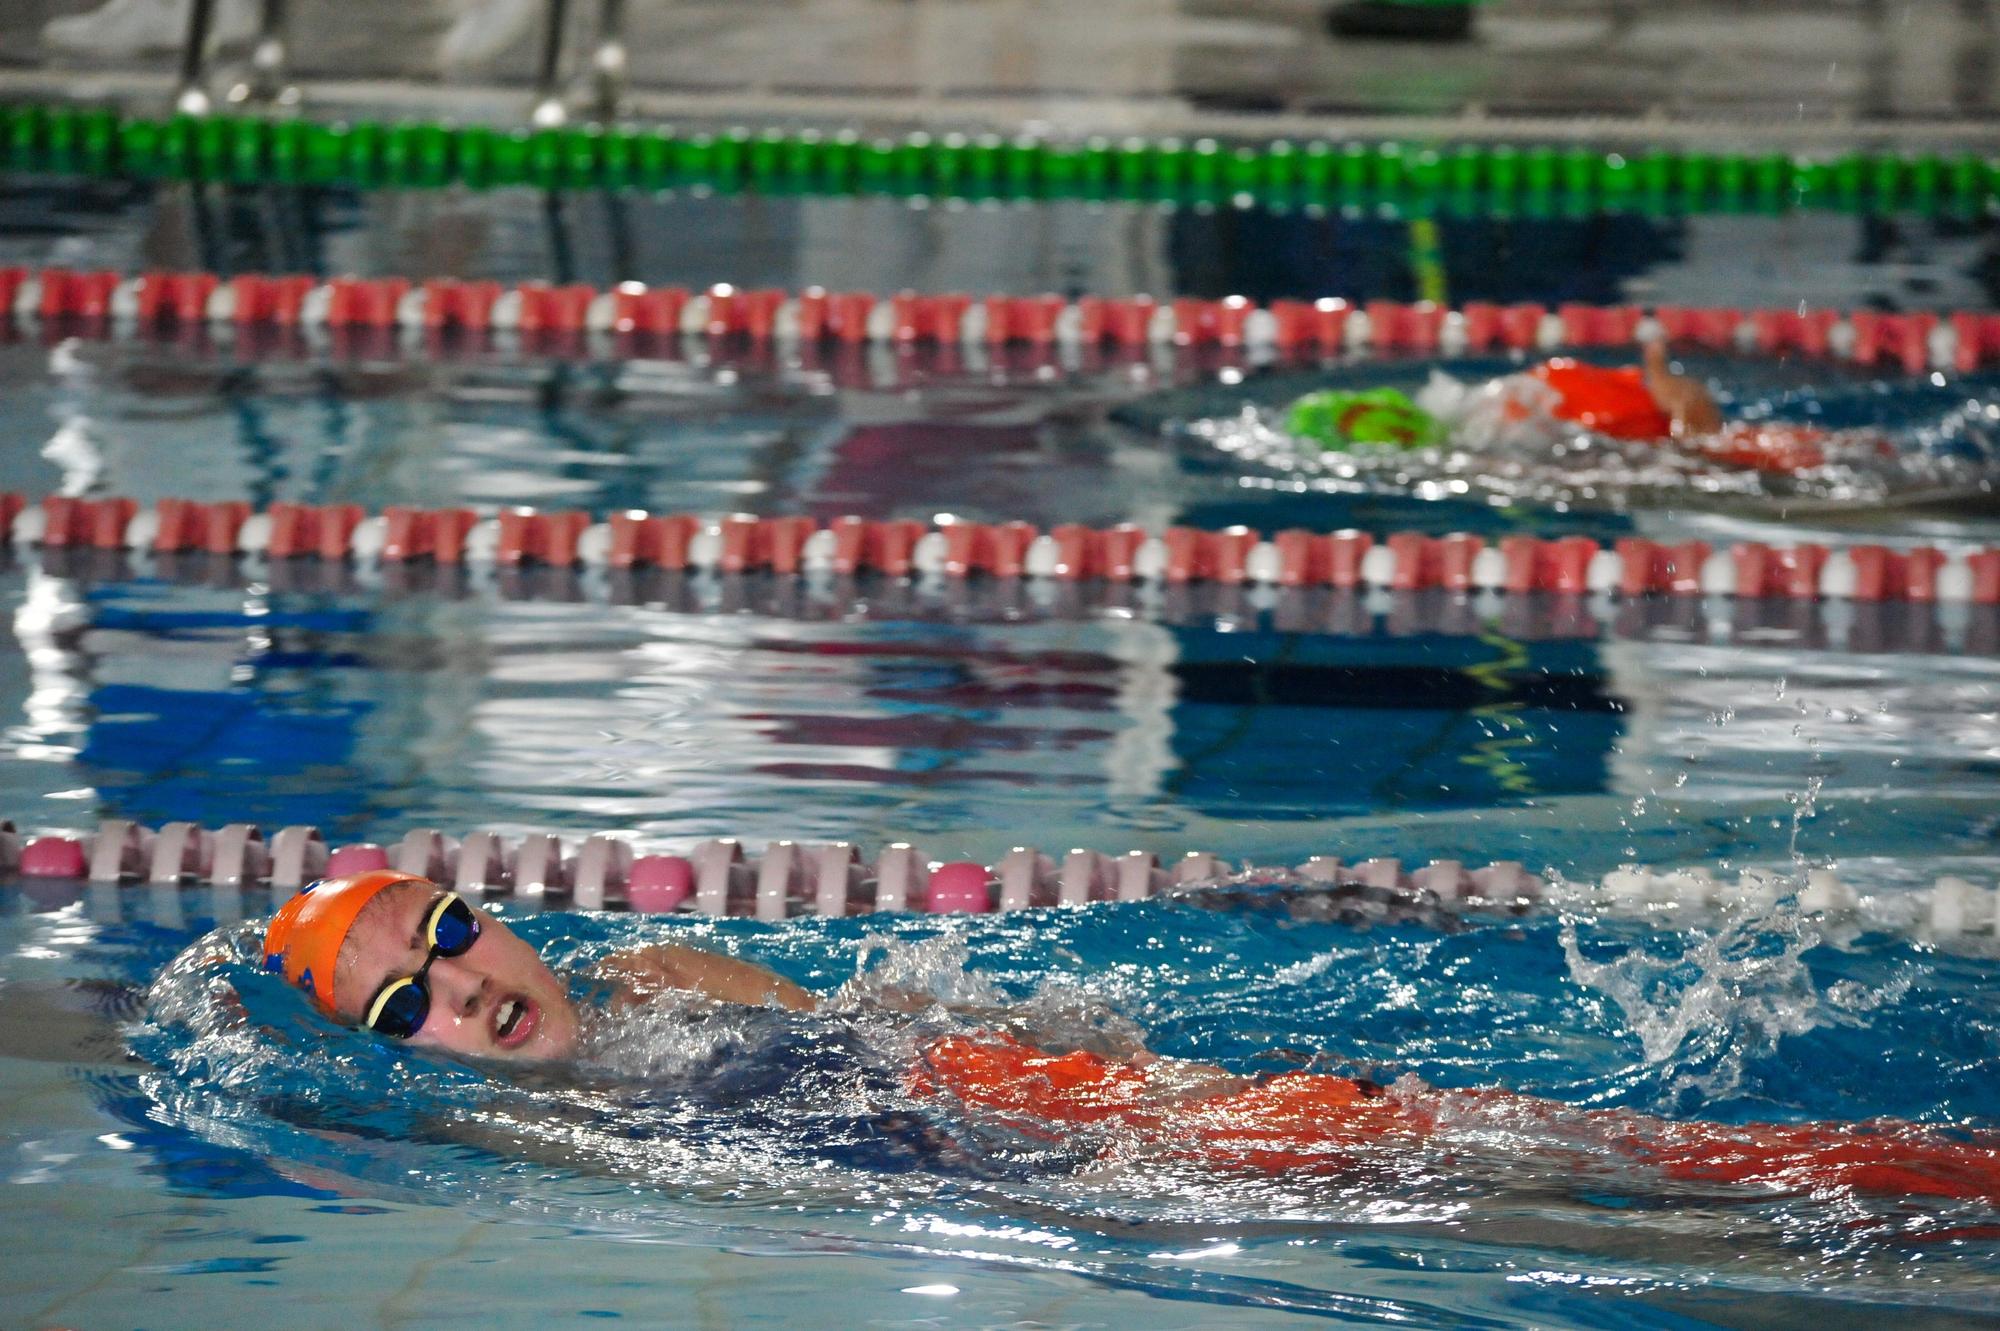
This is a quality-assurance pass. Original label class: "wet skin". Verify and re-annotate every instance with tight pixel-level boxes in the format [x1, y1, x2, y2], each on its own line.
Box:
[1641, 338, 1725, 436]
[332, 883, 582, 1062]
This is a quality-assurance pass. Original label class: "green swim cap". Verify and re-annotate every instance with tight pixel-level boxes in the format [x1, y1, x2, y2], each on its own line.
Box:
[1284, 388, 1445, 451]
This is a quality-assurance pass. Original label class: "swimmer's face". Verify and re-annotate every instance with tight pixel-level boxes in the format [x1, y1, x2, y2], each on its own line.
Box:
[333, 883, 579, 1062]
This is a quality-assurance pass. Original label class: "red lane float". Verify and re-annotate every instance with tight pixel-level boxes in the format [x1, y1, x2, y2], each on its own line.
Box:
[4, 489, 1999, 604]
[608, 511, 699, 570]
[1499, 535, 1596, 595]
[27, 533, 1996, 659]
[2, 264, 1997, 370]
[495, 508, 591, 566]
[39, 495, 137, 549]
[382, 506, 477, 563]
[229, 273, 314, 326]
[1614, 538, 1711, 597]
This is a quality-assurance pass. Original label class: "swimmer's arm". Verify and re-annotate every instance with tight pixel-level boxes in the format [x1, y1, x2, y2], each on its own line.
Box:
[593, 943, 817, 1012]
[1642, 339, 1724, 436]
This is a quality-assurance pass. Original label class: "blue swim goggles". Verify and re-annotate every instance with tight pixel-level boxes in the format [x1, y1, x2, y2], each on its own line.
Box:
[362, 892, 482, 1040]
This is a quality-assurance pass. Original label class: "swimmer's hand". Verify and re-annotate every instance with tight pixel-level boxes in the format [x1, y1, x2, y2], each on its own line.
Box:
[1642, 339, 1724, 437]
[593, 943, 817, 1013]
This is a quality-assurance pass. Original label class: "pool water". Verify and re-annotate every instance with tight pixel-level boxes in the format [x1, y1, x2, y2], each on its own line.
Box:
[1, 178, 1999, 1329]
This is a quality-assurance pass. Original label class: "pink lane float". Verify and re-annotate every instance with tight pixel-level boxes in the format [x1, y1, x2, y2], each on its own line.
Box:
[5, 819, 1999, 942]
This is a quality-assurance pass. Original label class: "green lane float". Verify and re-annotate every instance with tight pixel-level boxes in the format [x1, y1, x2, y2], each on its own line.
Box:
[0, 102, 1994, 216]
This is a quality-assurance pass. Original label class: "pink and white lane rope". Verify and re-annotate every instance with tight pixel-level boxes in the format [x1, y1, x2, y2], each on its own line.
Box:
[9, 819, 1999, 942]
[6, 266, 2000, 372]
[7, 491, 2000, 604]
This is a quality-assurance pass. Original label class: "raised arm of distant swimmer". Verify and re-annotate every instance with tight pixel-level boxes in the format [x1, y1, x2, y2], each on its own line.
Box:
[1642, 338, 1724, 436]
[593, 943, 818, 1012]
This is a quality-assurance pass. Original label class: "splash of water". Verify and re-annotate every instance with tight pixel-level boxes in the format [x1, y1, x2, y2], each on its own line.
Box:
[1788, 773, 1825, 866]
[836, 929, 1011, 1010]
[1558, 900, 1906, 1110]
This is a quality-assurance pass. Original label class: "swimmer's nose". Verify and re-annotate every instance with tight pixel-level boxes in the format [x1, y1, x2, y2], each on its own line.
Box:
[425, 956, 490, 1021]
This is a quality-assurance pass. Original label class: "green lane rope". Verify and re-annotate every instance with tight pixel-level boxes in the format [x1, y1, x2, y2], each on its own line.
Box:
[2, 102, 1995, 216]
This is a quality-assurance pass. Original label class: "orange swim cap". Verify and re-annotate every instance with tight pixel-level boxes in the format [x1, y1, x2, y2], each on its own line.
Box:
[1529, 359, 1674, 441]
[262, 869, 430, 1017]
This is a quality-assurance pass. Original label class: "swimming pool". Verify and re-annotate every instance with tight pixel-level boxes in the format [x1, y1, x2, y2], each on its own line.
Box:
[3, 149, 2000, 1329]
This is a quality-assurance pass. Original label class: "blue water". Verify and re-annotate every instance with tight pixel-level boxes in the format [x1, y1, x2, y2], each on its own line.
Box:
[2, 181, 2000, 1329]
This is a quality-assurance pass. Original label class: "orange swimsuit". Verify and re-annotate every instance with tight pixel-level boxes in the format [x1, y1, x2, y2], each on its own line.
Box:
[912, 1032, 2000, 1200]
[911, 1031, 1429, 1172]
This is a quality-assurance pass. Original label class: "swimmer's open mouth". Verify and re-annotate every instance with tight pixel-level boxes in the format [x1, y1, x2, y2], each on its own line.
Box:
[494, 995, 535, 1048]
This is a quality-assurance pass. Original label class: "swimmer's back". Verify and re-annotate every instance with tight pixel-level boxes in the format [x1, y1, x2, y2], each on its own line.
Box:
[910, 1032, 1426, 1171]
[910, 1032, 2000, 1196]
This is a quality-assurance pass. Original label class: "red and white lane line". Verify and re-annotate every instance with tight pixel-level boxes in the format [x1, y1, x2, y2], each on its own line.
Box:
[25, 540, 2000, 659]
[7, 491, 1999, 603]
[6, 266, 2000, 372]
[7, 819, 1996, 942]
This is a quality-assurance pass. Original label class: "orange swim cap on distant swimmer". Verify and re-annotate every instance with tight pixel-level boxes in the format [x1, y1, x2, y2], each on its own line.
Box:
[262, 869, 430, 1017]
[1529, 359, 1674, 441]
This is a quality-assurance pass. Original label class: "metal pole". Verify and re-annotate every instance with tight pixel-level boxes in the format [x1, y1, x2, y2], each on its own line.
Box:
[251, 0, 293, 95]
[531, 0, 573, 127]
[174, 0, 218, 114]
[230, 0, 299, 107]
[588, 0, 628, 123]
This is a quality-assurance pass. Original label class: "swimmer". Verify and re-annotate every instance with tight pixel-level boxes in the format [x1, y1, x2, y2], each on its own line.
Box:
[1288, 339, 1835, 474]
[264, 869, 2000, 1203]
